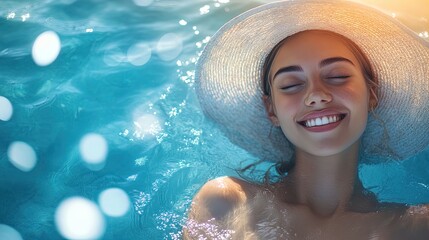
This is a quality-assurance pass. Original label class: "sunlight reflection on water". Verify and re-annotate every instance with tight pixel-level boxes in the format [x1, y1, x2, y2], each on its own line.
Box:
[0, 0, 428, 239]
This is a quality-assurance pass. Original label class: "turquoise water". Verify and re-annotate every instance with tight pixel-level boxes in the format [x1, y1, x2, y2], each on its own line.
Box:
[0, 0, 428, 239]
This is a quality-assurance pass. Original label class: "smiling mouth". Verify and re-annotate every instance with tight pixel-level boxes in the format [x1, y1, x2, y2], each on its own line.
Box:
[298, 114, 346, 128]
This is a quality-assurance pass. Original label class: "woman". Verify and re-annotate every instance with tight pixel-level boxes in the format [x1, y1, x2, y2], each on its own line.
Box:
[185, 0, 429, 239]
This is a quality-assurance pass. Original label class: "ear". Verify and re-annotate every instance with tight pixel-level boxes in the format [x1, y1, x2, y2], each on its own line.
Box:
[262, 95, 280, 126]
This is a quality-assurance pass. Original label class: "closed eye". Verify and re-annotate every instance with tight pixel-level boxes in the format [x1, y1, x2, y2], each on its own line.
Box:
[327, 75, 350, 79]
[280, 84, 303, 93]
[326, 75, 350, 84]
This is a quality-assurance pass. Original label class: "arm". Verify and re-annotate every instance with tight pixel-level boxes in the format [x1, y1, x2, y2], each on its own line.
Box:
[183, 176, 248, 239]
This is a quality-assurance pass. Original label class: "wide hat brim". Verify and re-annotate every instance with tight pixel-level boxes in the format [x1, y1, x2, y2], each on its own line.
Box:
[196, 0, 429, 164]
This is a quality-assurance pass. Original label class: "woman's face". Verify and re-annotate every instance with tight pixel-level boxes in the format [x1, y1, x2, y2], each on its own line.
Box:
[265, 31, 370, 157]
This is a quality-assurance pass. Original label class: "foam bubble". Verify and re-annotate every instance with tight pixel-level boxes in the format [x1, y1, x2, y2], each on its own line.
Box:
[79, 133, 108, 165]
[55, 197, 105, 239]
[156, 33, 183, 61]
[0, 96, 13, 121]
[0, 224, 23, 240]
[7, 141, 37, 172]
[98, 188, 130, 217]
[32, 31, 61, 66]
[127, 43, 151, 66]
[133, 0, 154, 7]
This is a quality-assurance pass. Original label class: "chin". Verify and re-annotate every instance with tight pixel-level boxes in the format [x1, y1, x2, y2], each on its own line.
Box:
[304, 139, 361, 157]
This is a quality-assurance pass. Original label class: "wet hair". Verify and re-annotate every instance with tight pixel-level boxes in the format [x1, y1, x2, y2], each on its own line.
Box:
[261, 30, 379, 176]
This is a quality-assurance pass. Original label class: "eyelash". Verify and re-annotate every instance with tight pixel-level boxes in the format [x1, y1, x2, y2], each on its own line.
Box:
[326, 75, 350, 84]
[280, 84, 303, 92]
[327, 75, 350, 79]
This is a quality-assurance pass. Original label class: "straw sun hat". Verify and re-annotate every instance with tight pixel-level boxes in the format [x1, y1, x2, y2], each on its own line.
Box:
[196, 0, 429, 164]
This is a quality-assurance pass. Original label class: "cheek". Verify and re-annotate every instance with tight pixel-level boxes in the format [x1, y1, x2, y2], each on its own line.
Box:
[341, 85, 370, 110]
[272, 95, 302, 141]
[273, 95, 301, 121]
[338, 86, 370, 131]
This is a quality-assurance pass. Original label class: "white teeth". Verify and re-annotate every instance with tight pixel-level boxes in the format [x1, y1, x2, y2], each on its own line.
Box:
[321, 116, 329, 125]
[304, 115, 342, 127]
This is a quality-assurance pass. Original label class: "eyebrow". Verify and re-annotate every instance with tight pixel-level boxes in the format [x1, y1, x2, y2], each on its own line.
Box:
[272, 65, 303, 80]
[320, 57, 355, 68]
[272, 57, 355, 80]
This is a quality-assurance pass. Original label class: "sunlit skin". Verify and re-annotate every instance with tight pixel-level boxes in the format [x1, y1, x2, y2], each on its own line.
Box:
[266, 31, 370, 158]
[263, 31, 371, 217]
[184, 31, 429, 239]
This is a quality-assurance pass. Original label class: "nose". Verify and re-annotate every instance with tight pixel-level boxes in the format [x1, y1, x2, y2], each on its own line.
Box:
[304, 80, 333, 106]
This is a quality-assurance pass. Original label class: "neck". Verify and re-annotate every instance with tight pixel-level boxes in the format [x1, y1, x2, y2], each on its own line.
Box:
[284, 141, 362, 217]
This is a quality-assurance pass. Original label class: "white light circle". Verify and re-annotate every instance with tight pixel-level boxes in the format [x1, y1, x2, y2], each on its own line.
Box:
[156, 33, 183, 61]
[0, 224, 23, 240]
[0, 96, 13, 121]
[133, 0, 154, 7]
[55, 197, 105, 239]
[127, 43, 151, 66]
[134, 114, 162, 137]
[32, 31, 61, 66]
[7, 141, 37, 172]
[79, 133, 108, 165]
[98, 188, 131, 217]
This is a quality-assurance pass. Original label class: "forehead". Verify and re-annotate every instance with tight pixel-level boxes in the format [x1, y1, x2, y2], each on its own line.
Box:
[272, 30, 359, 68]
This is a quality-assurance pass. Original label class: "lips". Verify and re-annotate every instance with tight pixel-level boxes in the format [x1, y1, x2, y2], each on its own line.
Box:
[297, 109, 347, 129]
[299, 114, 346, 127]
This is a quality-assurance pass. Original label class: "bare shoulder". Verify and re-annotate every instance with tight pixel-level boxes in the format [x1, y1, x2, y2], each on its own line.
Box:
[403, 204, 429, 224]
[183, 176, 258, 239]
[188, 176, 255, 221]
[381, 204, 429, 239]
[405, 204, 429, 215]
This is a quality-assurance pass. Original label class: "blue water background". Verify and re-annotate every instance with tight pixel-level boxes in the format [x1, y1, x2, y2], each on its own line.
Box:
[0, 0, 428, 239]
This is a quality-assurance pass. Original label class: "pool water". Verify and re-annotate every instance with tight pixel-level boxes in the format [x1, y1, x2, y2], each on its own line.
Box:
[0, 0, 428, 239]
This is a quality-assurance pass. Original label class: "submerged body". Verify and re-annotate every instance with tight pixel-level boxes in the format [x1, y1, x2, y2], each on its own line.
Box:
[185, 176, 429, 240]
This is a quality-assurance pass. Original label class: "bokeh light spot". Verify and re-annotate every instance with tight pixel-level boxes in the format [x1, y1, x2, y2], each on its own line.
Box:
[0, 224, 23, 240]
[7, 141, 37, 172]
[133, 114, 162, 139]
[55, 197, 105, 239]
[32, 31, 61, 66]
[127, 43, 151, 66]
[79, 133, 108, 165]
[200, 5, 210, 15]
[419, 31, 429, 39]
[156, 33, 183, 61]
[133, 0, 154, 7]
[21, 13, 30, 22]
[7, 12, 16, 20]
[98, 188, 131, 217]
[0, 96, 13, 121]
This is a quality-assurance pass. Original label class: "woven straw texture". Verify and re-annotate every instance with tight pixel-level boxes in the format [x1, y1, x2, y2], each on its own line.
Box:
[196, 0, 429, 163]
